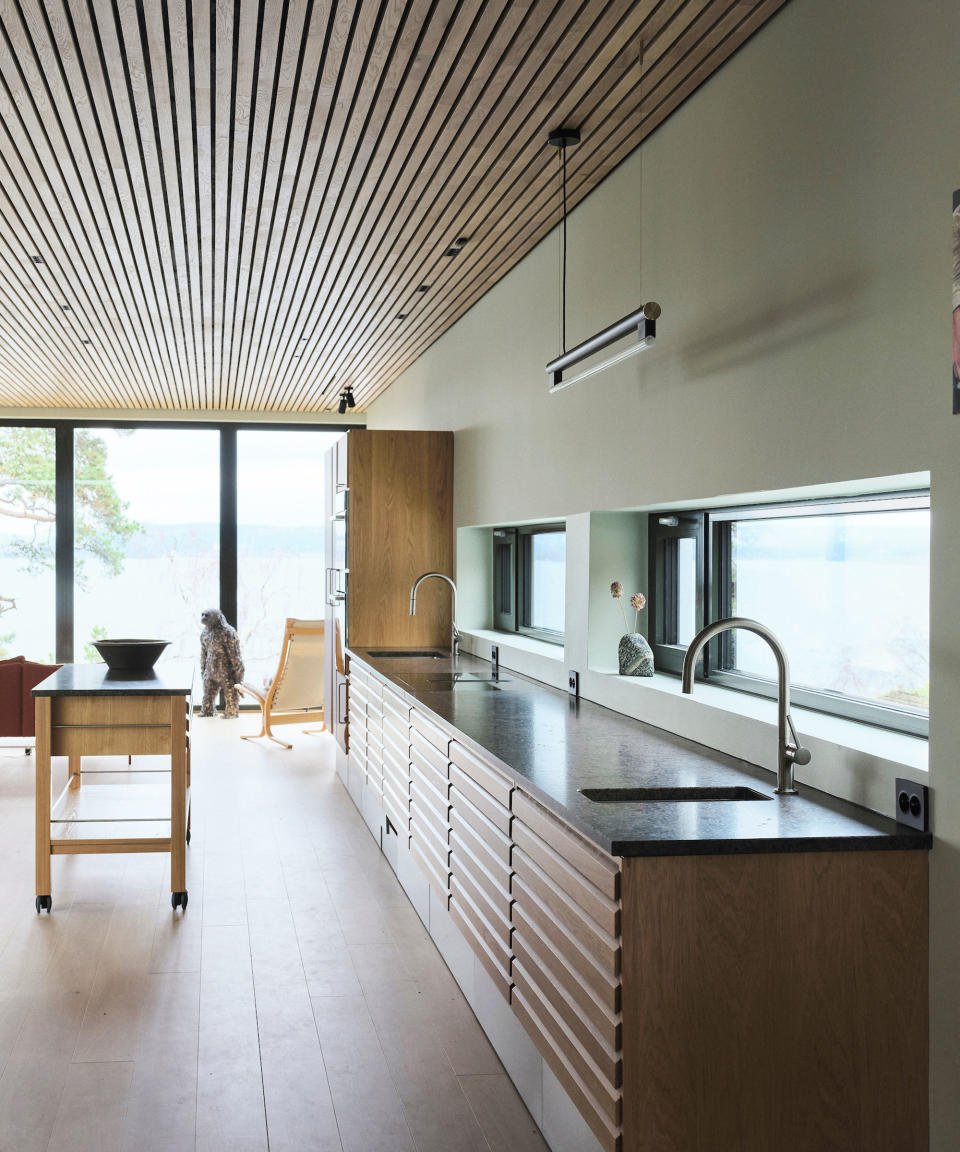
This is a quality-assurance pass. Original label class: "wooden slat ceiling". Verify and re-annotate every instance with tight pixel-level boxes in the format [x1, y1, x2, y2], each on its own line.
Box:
[0, 0, 788, 412]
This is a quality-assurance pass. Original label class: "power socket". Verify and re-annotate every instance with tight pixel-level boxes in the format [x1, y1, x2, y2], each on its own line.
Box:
[567, 670, 579, 698]
[491, 645, 499, 678]
[895, 778, 928, 832]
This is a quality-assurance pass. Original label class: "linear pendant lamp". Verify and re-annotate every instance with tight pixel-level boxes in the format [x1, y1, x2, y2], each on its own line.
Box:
[545, 126, 660, 393]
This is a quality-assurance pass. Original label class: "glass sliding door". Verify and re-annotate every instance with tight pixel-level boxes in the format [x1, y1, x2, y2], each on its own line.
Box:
[0, 426, 56, 661]
[74, 427, 220, 668]
[236, 430, 336, 690]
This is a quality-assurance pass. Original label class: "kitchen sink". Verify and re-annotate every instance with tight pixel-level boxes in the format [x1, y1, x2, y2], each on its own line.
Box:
[366, 649, 449, 658]
[580, 786, 771, 802]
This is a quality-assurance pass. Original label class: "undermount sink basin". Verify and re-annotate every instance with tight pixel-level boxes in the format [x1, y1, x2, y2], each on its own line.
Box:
[366, 649, 449, 658]
[580, 786, 771, 803]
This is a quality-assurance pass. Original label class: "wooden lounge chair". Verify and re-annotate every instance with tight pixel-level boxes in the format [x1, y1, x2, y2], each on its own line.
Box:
[238, 618, 326, 748]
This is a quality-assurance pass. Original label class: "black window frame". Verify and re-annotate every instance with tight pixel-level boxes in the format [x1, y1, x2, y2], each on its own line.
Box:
[0, 418, 359, 664]
[647, 511, 705, 674]
[492, 522, 565, 646]
[649, 491, 930, 737]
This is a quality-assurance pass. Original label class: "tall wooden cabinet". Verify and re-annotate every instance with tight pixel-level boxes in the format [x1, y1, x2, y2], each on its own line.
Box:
[323, 430, 453, 751]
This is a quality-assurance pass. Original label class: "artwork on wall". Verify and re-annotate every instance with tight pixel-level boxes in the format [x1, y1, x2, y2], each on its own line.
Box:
[954, 189, 960, 413]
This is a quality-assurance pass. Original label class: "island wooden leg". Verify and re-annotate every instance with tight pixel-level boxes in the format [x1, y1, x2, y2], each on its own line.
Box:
[68, 755, 81, 785]
[170, 696, 187, 906]
[34, 696, 52, 909]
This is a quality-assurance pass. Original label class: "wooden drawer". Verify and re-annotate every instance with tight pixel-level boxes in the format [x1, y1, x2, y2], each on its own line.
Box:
[410, 729, 448, 776]
[450, 764, 510, 834]
[512, 878, 620, 1015]
[513, 921, 620, 1048]
[449, 786, 512, 865]
[410, 708, 450, 756]
[381, 712, 410, 753]
[449, 808, 512, 891]
[449, 898, 511, 1002]
[512, 790, 619, 900]
[513, 956, 621, 1097]
[449, 867, 511, 954]
[359, 669, 382, 699]
[349, 745, 367, 774]
[410, 745, 448, 796]
[382, 775, 409, 829]
[450, 830, 513, 922]
[513, 848, 620, 976]
[381, 727, 409, 770]
[511, 988, 622, 1152]
[410, 839, 449, 903]
[381, 690, 411, 726]
[366, 698, 383, 727]
[52, 695, 173, 726]
[448, 874, 511, 975]
[513, 818, 620, 937]
[449, 739, 513, 808]
[347, 680, 370, 713]
[381, 745, 409, 791]
[51, 726, 173, 756]
[410, 768, 450, 826]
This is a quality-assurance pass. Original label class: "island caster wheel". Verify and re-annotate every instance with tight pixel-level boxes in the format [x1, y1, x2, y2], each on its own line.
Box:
[171, 891, 189, 910]
[35, 895, 52, 914]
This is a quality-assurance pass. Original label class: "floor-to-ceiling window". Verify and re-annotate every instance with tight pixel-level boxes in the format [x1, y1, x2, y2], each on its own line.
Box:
[237, 430, 334, 689]
[73, 427, 220, 668]
[0, 426, 56, 662]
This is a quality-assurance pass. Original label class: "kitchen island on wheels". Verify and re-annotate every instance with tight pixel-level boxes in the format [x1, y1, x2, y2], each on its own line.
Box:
[31, 664, 193, 912]
[340, 649, 930, 1152]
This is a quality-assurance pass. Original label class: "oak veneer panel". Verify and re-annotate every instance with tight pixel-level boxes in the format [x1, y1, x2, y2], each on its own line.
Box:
[449, 867, 511, 955]
[409, 706, 452, 758]
[409, 838, 450, 905]
[52, 696, 173, 726]
[51, 726, 173, 757]
[449, 764, 512, 834]
[449, 740, 513, 808]
[512, 818, 620, 937]
[348, 432, 453, 649]
[448, 899, 512, 1003]
[381, 712, 411, 752]
[409, 768, 450, 826]
[450, 785, 512, 865]
[449, 809, 513, 892]
[512, 790, 619, 900]
[410, 731, 449, 780]
[511, 989, 622, 1152]
[512, 878, 620, 1015]
[448, 877, 512, 976]
[620, 850, 928, 1152]
[450, 830, 513, 922]
[512, 848, 620, 976]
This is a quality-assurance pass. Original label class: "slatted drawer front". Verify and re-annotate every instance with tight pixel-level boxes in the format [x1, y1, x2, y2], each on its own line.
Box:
[449, 764, 511, 834]
[512, 848, 620, 976]
[381, 712, 410, 755]
[511, 878, 620, 1016]
[381, 742, 409, 792]
[449, 897, 511, 1001]
[449, 872, 511, 976]
[449, 808, 512, 891]
[449, 864, 511, 955]
[382, 775, 410, 830]
[381, 689, 411, 727]
[449, 830, 513, 921]
[410, 743, 448, 796]
[409, 767, 450, 826]
[512, 927, 621, 1054]
[410, 729, 449, 776]
[449, 740, 513, 808]
[511, 987, 622, 1152]
[449, 786, 512, 865]
[409, 802, 450, 903]
[410, 708, 450, 757]
[348, 678, 370, 712]
[511, 790, 620, 901]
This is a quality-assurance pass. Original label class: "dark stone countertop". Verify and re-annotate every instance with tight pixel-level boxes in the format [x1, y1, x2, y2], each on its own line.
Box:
[32, 663, 195, 697]
[348, 648, 931, 858]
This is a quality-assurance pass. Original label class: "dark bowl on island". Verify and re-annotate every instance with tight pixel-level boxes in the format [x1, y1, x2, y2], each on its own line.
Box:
[92, 639, 170, 672]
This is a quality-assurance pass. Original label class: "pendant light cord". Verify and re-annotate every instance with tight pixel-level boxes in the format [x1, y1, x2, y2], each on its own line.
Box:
[561, 144, 568, 354]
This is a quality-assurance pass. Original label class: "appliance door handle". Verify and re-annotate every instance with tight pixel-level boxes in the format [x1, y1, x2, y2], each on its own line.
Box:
[326, 567, 346, 604]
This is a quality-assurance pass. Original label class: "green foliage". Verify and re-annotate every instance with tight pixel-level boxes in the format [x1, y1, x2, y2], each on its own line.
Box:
[83, 624, 109, 664]
[0, 631, 12, 659]
[0, 428, 142, 590]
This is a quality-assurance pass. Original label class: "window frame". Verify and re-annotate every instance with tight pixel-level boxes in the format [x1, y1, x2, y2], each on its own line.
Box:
[649, 491, 930, 737]
[0, 418, 358, 664]
[647, 511, 705, 674]
[492, 522, 565, 646]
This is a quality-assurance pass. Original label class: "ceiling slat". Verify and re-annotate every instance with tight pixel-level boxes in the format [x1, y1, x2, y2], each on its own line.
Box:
[0, 0, 790, 410]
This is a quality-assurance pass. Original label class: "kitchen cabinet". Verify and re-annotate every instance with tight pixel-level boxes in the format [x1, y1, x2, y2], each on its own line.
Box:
[344, 651, 930, 1152]
[323, 430, 453, 755]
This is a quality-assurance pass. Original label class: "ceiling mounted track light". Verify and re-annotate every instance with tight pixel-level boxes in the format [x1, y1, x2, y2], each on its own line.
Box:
[337, 386, 356, 414]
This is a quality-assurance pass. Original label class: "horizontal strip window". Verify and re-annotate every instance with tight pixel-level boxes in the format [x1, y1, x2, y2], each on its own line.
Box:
[493, 524, 565, 645]
[649, 491, 930, 736]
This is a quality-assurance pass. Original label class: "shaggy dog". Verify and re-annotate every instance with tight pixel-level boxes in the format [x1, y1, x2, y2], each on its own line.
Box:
[199, 608, 244, 717]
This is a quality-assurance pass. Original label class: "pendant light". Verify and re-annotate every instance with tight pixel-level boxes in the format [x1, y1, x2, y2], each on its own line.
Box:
[545, 126, 660, 393]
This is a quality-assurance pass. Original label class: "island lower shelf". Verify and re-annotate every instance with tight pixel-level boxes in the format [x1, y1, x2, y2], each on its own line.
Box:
[344, 652, 929, 1152]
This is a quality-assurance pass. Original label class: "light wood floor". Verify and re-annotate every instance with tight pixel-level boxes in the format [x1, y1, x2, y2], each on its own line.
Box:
[0, 719, 549, 1152]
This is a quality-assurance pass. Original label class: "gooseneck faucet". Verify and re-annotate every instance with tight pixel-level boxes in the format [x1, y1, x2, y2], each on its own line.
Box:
[681, 617, 811, 795]
[410, 572, 460, 661]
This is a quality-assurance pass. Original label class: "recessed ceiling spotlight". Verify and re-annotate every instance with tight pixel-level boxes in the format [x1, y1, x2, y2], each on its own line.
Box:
[396, 313, 407, 320]
[61, 304, 71, 311]
[453, 236, 469, 247]
[417, 284, 430, 292]
[443, 248, 459, 257]
[31, 254, 43, 265]
[82, 339, 91, 345]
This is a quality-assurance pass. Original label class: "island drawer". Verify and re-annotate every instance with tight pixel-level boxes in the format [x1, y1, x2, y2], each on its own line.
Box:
[512, 791, 619, 901]
[381, 711, 410, 752]
[449, 740, 513, 808]
[449, 809, 512, 890]
[449, 896, 511, 1001]
[410, 729, 448, 776]
[449, 829, 513, 920]
[382, 775, 409, 830]
[51, 696, 173, 727]
[410, 838, 450, 904]
[448, 873, 511, 975]
[449, 785, 512, 864]
[380, 689, 410, 725]
[449, 765, 511, 834]
[409, 766, 450, 824]
[409, 709, 450, 756]
[449, 862, 511, 952]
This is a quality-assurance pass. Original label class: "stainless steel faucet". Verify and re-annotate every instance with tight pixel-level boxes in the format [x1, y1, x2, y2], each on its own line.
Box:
[409, 572, 460, 661]
[681, 616, 811, 795]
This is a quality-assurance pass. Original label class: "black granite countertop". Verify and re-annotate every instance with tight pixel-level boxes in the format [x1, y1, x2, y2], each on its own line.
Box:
[32, 663, 195, 697]
[348, 648, 931, 858]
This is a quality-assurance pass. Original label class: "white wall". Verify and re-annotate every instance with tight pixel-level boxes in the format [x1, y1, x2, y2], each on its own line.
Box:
[365, 0, 960, 1145]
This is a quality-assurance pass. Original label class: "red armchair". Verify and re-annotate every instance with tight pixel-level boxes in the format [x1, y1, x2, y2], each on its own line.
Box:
[0, 656, 62, 740]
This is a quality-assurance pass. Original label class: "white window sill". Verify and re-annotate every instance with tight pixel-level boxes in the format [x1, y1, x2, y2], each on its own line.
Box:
[461, 629, 567, 691]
